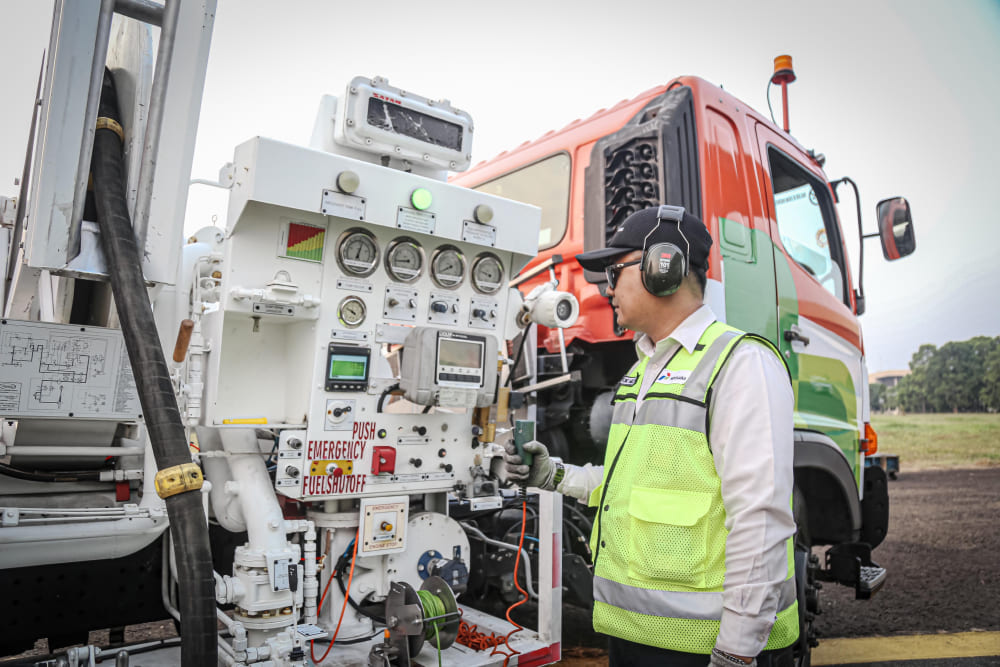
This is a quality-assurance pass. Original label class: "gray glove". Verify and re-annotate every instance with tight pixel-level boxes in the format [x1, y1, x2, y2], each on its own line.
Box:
[502, 439, 556, 489]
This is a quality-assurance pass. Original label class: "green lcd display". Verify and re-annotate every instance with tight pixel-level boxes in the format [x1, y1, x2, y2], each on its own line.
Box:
[326, 345, 370, 391]
[329, 355, 367, 379]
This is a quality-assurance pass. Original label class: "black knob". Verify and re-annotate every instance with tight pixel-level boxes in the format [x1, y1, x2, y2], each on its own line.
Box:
[410, 458, 422, 468]
[471, 425, 483, 436]
[285, 466, 300, 478]
[431, 301, 448, 313]
[440, 463, 453, 473]
[332, 405, 352, 417]
[413, 425, 427, 436]
[438, 448, 447, 458]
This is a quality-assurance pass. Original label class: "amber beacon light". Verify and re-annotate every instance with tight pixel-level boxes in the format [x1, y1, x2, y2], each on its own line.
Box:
[770, 54, 797, 133]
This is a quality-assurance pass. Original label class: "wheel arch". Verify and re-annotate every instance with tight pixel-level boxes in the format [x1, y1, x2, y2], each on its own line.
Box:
[793, 430, 861, 545]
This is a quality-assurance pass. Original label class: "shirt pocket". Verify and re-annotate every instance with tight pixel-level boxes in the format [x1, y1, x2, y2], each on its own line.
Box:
[627, 487, 712, 588]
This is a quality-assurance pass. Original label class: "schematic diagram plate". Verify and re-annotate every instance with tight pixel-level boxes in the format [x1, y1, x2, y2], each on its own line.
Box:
[0, 320, 140, 420]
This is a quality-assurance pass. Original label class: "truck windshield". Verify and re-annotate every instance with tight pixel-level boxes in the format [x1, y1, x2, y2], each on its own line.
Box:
[472, 152, 570, 250]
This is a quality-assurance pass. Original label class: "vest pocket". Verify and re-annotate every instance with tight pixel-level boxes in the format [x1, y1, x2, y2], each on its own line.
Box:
[626, 487, 712, 588]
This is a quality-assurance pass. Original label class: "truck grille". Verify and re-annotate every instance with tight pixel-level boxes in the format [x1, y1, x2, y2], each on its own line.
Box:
[604, 137, 660, 241]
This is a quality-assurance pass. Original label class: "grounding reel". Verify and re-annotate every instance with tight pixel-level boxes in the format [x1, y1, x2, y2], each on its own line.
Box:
[368, 575, 460, 667]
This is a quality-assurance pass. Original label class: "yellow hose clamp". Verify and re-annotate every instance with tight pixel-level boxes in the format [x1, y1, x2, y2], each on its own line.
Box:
[154, 462, 204, 499]
[96, 116, 124, 143]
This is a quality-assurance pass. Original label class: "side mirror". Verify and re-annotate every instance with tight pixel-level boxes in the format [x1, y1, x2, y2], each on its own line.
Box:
[876, 197, 915, 260]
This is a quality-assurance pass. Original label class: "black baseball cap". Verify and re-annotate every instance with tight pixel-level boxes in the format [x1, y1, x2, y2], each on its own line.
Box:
[575, 205, 712, 272]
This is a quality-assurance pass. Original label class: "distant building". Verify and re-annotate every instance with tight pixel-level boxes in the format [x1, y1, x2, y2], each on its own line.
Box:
[869, 370, 910, 388]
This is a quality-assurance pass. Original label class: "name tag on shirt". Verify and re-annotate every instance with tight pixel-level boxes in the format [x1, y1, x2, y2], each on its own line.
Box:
[619, 375, 638, 387]
[655, 370, 691, 385]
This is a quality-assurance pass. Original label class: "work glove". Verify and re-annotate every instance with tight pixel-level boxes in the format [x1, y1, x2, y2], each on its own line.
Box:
[502, 440, 556, 490]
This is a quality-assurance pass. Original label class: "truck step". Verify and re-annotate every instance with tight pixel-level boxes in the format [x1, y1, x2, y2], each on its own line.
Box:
[856, 564, 887, 600]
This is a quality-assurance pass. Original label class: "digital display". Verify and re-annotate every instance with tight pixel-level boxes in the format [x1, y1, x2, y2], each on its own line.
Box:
[438, 338, 483, 370]
[366, 98, 464, 151]
[329, 354, 368, 380]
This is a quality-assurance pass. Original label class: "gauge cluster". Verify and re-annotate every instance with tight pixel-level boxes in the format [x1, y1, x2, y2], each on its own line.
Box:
[331, 230, 507, 331]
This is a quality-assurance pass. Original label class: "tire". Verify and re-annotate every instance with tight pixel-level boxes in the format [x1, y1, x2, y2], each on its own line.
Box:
[793, 487, 817, 667]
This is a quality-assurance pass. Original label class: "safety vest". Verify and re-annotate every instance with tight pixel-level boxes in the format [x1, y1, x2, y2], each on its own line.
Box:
[588, 321, 799, 653]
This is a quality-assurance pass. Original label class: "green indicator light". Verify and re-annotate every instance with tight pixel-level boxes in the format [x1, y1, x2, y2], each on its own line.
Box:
[411, 188, 433, 211]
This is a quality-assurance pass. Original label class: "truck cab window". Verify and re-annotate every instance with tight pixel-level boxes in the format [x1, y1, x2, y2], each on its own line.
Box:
[472, 152, 571, 250]
[768, 148, 846, 303]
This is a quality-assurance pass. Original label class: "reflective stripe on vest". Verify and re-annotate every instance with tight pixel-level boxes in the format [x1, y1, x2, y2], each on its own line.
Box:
[594, 573, 797, 620]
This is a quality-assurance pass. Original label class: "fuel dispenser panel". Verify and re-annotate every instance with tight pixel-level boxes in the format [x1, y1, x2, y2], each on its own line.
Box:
[204, 141, 540, 502]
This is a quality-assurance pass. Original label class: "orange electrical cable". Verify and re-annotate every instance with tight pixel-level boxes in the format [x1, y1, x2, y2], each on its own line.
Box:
[490, 498, 530, 667]
[311, 531, 359, 665]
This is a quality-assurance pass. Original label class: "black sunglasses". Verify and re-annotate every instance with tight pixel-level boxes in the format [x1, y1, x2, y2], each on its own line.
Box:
[605, 259, 641, 289]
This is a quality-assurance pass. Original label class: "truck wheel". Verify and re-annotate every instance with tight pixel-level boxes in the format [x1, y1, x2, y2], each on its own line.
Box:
[793, 488, 819, 667]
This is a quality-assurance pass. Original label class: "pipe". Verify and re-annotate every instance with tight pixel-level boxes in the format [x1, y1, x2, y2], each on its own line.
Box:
[93, 68, 215, 666]
[132, 0, 181, 253]
[3, 445, 144, 457]
[68, 0, 116, 261]
[197, 425, 246, 532]
[219, 428, 286, 551]
[115, 0, 164, 26]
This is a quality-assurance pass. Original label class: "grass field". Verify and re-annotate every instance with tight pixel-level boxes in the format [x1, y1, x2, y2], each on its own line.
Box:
[870, 413, 1000, 470]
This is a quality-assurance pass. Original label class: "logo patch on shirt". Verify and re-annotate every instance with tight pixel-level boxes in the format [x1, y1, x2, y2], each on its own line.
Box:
[655, 370, 691, 385]
[619, 375, 638, 387]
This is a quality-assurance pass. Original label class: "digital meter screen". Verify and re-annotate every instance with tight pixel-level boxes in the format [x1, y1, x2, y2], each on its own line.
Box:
[326, 345, 371, 392]
[436, 335, 484, 387]
[329, 355, 367, 379]
[366, 98, 464, 151]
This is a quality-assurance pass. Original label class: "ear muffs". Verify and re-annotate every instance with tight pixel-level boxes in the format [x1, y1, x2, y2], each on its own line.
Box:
[641, 241, 687, 296]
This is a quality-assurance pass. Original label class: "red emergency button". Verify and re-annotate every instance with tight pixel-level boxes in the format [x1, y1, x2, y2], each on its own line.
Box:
[332, 467, 344, 477]
[371, 446, 396, 475]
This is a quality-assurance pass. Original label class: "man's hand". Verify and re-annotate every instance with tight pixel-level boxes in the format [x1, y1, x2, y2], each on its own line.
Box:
[503, 440, 556, 489]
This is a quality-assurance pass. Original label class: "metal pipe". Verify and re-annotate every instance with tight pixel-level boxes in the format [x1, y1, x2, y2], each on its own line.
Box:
[4, 445, 144, 457]
[132, 0, 181, 253]
[114, 0, 164, 25]
[461, 523, 538, 599]
[68, 0, 116, 262]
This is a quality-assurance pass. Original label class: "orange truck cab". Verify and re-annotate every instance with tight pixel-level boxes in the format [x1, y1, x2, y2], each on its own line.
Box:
[452, 63, 915, 663]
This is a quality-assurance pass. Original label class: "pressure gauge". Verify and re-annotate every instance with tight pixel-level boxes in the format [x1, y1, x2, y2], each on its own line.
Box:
[337, 295, 367, 328]
[430, 246, 466, 289]
[471, 253, 504, 294]
[336, 228, 380, 277]
[385, 237, 425, 283]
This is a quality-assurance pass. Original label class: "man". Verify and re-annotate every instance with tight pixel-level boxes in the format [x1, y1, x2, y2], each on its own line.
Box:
[505, 206, 799, 666]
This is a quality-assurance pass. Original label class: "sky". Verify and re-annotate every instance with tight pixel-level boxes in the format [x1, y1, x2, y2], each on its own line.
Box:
[1, 0, 998, 373]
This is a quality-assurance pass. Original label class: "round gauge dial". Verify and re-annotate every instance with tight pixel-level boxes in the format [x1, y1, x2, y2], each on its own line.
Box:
[471, 253, 504, 294]
[430, 246, 466, 289]
[336, 229, 379, 277]
[385, 237, 425, 283]
[338, 296, 367, 328]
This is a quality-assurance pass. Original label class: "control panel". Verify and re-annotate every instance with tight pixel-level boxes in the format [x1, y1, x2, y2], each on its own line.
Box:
[199, 137, 539, 502]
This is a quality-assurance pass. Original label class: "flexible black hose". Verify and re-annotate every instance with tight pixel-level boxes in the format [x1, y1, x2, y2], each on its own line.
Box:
[92, 68, 215, 666]
[0, 462, 102, 483]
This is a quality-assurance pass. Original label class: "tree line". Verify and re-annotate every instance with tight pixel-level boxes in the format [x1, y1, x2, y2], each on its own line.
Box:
[870, 336, 1000, 413]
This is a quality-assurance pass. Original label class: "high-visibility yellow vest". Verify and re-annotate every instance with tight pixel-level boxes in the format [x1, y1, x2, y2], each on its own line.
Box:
[588, 321, 799, 653]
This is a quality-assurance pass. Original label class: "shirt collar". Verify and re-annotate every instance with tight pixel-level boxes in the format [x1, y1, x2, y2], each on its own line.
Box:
[635, 303, 717, 359]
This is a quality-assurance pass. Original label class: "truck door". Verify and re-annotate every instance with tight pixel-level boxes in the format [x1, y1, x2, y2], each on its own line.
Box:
[754, 124, 865, 478]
